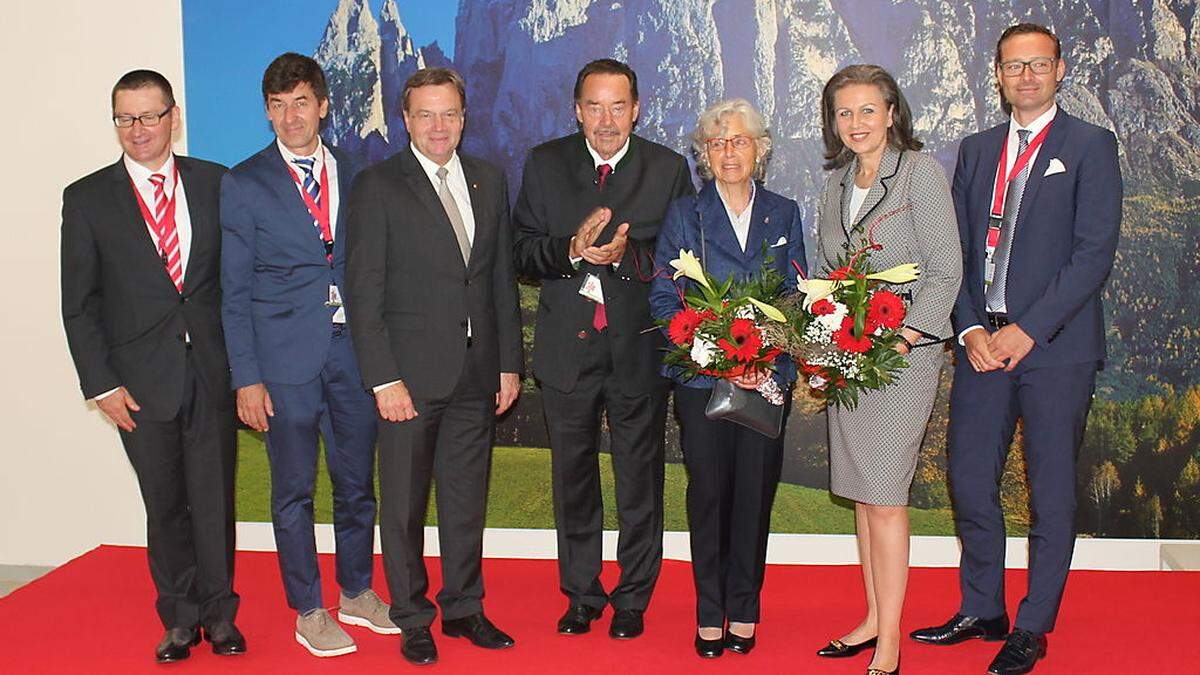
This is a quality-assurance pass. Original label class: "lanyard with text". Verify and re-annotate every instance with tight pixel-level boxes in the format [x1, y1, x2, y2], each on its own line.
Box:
[128, 162, 180, 262]
[986, 117, 1054, 255]
[286, 148, 334, 264]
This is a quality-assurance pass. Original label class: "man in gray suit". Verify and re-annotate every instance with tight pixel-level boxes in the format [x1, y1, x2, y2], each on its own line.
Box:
[343, 67, 524, 666]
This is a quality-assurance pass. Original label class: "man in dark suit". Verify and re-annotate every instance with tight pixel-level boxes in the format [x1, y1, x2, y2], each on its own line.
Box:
[512, 59, 694, 639]
[220, 53, 388, 657]
[61, 70, 243, 662]
[343, 67, 523, 666]
[910, 24, 1122, 675]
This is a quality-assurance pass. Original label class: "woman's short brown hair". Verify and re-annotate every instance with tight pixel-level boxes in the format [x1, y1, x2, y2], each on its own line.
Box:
[820, 64, 923, 170]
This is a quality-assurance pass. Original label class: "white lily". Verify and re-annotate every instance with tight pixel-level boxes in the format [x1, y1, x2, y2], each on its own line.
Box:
[867, 263, 921, 284]
[669, 249, 714, 294]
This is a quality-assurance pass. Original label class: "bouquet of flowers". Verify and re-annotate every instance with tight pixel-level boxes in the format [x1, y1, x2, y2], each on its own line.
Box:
[661, 249, 789, 406]
[764, 239, 920, 409]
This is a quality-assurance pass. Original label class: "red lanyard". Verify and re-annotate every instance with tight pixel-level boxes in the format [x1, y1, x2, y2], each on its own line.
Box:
[285, 148, 333, 256]
[128, 162, 180, 254]
[989, 117, 1054, 219]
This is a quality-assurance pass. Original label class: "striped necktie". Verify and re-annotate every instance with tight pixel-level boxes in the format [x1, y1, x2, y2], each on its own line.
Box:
[148, 173, 183, 292]
[986, 128, 1031, 312]
[292, 157, 321, 204]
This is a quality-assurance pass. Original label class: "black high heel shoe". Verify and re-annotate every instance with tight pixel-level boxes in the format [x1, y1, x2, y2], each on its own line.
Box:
[817, 636, 877, 658]
[724, 629, 755, 655]
[695, 630, 724, 658]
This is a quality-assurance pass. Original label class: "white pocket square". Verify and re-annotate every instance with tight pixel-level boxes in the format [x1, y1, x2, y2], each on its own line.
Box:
[1043, 158, 1066, 176]
[770, 236, 788, 248]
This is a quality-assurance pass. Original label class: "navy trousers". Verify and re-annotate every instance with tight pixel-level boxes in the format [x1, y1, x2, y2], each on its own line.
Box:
[264, 325, 379, 613]
[947, 357, 1096, 634]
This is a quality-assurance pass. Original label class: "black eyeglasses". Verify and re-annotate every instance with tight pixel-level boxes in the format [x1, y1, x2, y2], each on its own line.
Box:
[113, 107, 173, 128]
[998, 57, 1057, 77]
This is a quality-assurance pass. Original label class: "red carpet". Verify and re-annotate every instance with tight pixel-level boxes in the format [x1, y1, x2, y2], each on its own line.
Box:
[1, 546, 1196, 674]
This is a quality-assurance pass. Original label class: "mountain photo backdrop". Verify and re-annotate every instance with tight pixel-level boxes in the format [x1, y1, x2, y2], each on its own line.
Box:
[185, 0, 1200, 539]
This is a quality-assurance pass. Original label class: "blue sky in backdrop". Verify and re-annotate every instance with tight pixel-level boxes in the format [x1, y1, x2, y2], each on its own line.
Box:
[183, 0, 455, 167]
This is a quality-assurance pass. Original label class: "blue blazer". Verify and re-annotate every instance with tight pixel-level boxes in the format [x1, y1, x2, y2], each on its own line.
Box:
[650, 181, 807, 388]
[220, 142, 360, 389]
[950, 110, 1122, 368]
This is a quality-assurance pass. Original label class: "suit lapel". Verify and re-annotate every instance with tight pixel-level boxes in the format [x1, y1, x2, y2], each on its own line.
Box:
[399, 148, 466, 271]
[460, 156, 490, 274]
[742, 184, 777, 261]
[1013, 111, 1070, 234]
[175, 157, 206, 293]
[264, 144, 330, 263]
[844, 147, 901, 237]
[330, 146, 353, 265]
[694, 182, 742, 262]
[109, 159, 178, 294]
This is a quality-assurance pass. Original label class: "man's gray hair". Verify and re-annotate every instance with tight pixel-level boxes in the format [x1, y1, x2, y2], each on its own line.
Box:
[690, 98, 772, 181]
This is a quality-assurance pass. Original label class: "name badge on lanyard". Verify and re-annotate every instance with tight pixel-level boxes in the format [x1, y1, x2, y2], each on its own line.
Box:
[984, 118, 1054, 286]
[286, 149, 344, 323]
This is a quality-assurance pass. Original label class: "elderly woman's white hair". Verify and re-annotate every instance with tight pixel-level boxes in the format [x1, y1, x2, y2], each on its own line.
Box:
[690, 98, 773, 181]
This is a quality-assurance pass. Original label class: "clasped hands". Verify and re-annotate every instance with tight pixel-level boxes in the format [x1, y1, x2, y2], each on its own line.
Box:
[963, 323, 1036, 372]
[570, 207, 630, 266]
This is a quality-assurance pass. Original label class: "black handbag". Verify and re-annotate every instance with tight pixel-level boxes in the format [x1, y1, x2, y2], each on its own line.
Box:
[704, 379, 785, 438]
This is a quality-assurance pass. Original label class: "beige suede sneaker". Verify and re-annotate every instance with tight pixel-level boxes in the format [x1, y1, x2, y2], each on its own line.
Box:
[295, 608, 357, 657]
[337, 589, 401, 635]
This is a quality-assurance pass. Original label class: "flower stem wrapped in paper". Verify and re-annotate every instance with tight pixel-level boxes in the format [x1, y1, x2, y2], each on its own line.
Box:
[659, 248, 790, 434]
[763, 206, 920, 409]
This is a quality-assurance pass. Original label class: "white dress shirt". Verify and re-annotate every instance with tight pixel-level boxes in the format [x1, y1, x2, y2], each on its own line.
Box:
[717, 180, 756, 252]
[411, 143, 475, 244]
[848, 184, 870, 226]
[276, 137, 340, 239]
[958, 103, 1058, 344]
[98, 154, 194, 401]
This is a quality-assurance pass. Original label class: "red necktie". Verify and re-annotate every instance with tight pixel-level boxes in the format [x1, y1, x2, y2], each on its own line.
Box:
[591, 164, 614, 331]
[149, 173, 183, 292]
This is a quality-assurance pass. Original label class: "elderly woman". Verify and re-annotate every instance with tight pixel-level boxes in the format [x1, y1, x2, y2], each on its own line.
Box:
[811, 65, 962, 675]
[649, 99, 806, 659]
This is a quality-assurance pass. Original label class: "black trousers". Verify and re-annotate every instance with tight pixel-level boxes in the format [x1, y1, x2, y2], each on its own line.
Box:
[542, 329, 667, 611]
[673, 384, 787, 627]
[378, 342, 494, 629]
[118, 351, 239, 629]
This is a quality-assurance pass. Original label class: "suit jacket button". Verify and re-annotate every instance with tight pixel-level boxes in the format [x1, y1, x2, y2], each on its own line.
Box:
[577, 330, 588, 340]
[179, 296, 187, 304]
[464, 279, 470, 286]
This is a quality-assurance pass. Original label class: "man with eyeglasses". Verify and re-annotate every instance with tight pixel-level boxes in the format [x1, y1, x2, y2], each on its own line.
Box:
[512, 59, 693, 641]
[343, 67, 523, 666]
[61, 69, 243, 662]
[911, 23, 1122, 675]
[220, 52, 389, 657]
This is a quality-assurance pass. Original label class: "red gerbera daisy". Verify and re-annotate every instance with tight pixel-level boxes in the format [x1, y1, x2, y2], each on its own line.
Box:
[668, 307, 705, 346]
[867, 290, 906, 330]
[810, 299, 836, 316]
[832, 316, 872, 354]
[719, 318, 764, 362]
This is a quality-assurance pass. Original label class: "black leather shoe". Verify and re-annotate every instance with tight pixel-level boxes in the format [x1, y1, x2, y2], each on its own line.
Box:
[609, 608, 644, 639]
[155, 626, 200, 663]
[817, 636, 877, 657]
[909, 613, 1009, 645]
[987, 629, 1046, 674]
[695, 633, 724, 658]
[557, 604, 603, 635]
[401, 627, 438, 666]
[442, 612, 515, 649]
[203, 621, 246, 655]
[724, 630, 756, 655]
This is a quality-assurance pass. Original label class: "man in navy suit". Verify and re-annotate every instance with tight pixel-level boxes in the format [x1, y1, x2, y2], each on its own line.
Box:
[910, 24, 1121, 675]
[220, 53, 393, 657]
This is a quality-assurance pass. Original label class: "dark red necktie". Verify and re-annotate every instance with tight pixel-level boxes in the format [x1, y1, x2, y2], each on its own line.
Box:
[591, 164, 614, 331]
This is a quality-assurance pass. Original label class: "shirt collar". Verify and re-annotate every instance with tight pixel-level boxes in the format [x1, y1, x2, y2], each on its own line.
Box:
[584, 136, 631, 171]
[410, 142, 462, 181]
[1009, 103, 1058, 137]
[716, 180, 756, 219]
[123, 152, 175, 186]
[276, 137, 326, 168]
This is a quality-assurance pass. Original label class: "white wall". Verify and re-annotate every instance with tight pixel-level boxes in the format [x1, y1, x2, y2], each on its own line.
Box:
[0, 1, 187, 566]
